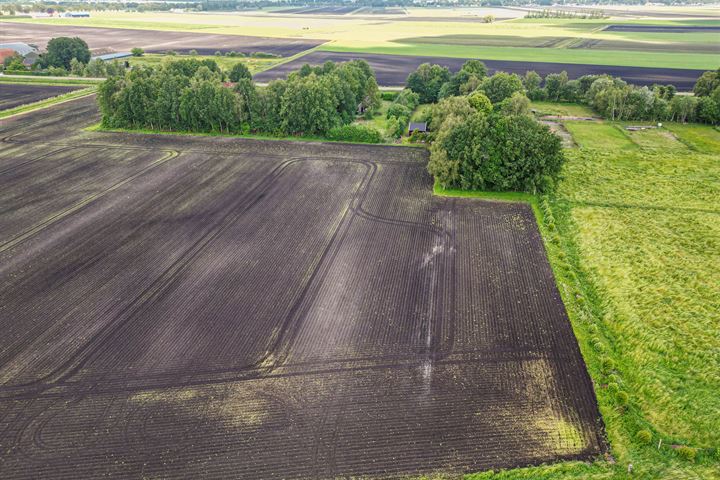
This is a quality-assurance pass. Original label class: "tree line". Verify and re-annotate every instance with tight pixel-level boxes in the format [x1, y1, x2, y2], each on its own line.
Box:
[98, 58, 381, 138]
[406, 61, 564, 194]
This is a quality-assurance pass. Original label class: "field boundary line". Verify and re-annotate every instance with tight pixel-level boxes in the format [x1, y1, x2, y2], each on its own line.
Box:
[0, 149, 179, 254]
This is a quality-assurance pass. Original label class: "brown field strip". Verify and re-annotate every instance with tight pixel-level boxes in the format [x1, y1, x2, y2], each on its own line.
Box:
[0, 98, 605, 478]
[0, 83, 82, 111]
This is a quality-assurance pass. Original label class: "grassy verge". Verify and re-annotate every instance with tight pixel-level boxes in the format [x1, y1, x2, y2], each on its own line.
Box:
[433, 116, 720, 479]
[85, 122, 424, 148]
[0, 75, 102, 86]
[0, 87, 96, 119]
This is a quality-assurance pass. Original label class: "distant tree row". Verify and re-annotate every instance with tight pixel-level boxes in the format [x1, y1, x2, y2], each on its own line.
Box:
[406, 60, 720, 125]
[525, 69, 720, 124]
[98, 58, 381, 138]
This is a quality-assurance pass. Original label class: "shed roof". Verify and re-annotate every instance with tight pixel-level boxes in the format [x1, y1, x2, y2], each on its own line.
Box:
[92, 52, 132, 61]
[0, 43, 36, 56]
[408, 122, 428, 132]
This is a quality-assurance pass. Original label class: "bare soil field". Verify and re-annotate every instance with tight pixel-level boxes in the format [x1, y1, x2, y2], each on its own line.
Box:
[0, 83, 81, 111]
[254, 50, 707, 89]
[0, 97, 605, 479]
[0, 22, 323, 56]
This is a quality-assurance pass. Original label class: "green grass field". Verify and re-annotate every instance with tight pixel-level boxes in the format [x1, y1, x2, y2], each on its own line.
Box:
[437, 116, 720, 479]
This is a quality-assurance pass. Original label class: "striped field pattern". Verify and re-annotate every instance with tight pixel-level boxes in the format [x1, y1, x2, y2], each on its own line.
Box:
[0, 97, 605, 478]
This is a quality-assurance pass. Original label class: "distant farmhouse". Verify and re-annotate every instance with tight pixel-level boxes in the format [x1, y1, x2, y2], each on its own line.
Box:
[63, 11, 90, 18]
[0, 42, 40, 67]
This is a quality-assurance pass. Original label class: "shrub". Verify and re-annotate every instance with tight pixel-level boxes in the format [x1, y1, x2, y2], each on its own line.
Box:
[188, 49, 198, 56]
[386, 103, 411, 120]
[326, 124, 382, 143]
[395, 88, 420, 110]
[381, 91, 398, 101]
[229, 62, 252, 82]
[131, 47, 144, 57]
[47, 66, 68, 76]
[251, 52, 279, 58]
[676, 446, 697, 461]
[616, 391, 629, 406]
[600, 356, 615, 372]
[636, 429, 653, 444]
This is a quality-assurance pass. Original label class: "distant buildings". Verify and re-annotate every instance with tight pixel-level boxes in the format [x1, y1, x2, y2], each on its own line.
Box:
[0, 42, 37, 57]
[0, 42, 40, 67]
[63, 12, 90, 18]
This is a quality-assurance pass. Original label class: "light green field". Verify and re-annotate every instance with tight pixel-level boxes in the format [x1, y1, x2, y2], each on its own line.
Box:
[530, 101, 597, 117]
[4, 10, 719, 70]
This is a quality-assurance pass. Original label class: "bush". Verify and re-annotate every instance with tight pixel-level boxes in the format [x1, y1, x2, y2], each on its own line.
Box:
[47, 66, 68, 76]
[386, 103, 411, 120]
[131, 47, 144, 57]
[381, 91, 398, 101]
[676, 446, 697, 461]
[326, 124, 382, 143]
[636, 429, 653, 444]
[188, 49, 198, 56]
[251, 52, 279, 59]
[229, 62, 252, 82]
[615, 391, 629, 406]
[394, 88, 420, 110]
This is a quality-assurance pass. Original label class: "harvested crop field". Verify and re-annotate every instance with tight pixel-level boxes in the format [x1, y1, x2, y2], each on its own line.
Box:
[0, 21, 323, 56]
[254, 50, 706, 89]
[0, 83, 81, 111]
[0, 97, 605, 479]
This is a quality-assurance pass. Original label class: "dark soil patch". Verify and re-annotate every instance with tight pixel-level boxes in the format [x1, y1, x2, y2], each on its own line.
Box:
[254, 50, 707, 89]
[0, 83, 81, 111]
[0, 97, 606, 479]
[0, 21, 323, 56]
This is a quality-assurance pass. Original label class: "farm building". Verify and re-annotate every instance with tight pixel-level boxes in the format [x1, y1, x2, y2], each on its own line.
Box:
[408, 121, 428, 135]
[0, 48, 16, 64]
[0, 42, 37, 56]
[22, 52, 40, 67]
[63, 11, 90, 17]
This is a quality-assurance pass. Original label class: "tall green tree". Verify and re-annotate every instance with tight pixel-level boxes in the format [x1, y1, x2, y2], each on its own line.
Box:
[42, 37, 90, 69]
[406, 63, 451, 103]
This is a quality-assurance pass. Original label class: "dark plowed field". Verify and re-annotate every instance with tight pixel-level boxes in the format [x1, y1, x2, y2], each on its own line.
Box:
[0, 97, 605, 479]
[0, 83, 81, 111]
[254, 50, 707, 89]
[0, 22, 323, 56]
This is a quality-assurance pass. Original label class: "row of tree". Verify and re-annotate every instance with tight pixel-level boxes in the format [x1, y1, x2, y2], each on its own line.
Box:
[525, 68, 720, 124]
[98, 58, 381, 137]
[406, 60, 720, 125]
